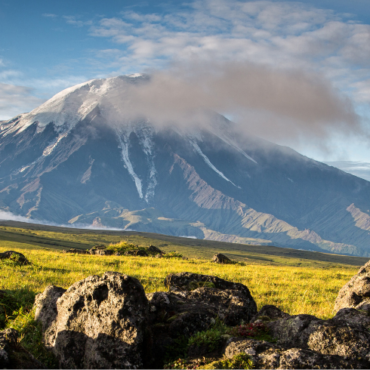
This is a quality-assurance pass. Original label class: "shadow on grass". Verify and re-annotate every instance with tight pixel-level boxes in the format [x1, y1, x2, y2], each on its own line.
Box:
[0, 287, 58, 368]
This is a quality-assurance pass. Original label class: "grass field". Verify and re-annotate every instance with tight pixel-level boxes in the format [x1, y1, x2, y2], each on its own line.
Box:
[0, 220, 365, 366]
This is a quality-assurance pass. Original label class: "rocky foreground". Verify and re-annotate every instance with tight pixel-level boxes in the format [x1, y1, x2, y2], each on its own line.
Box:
[2, 260, 370, 369]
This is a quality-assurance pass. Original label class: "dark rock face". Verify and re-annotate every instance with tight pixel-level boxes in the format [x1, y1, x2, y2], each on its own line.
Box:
[144, 272, 257, 367]
[124, 249, 148, 256]
[32, 268, 370, 369]
[89, 245, 107, 254]
[267, 314, 370, 360]
[333, 307, 370, 329]
[334, 261, 370, 311]
[0, 328, 18, 368]
[34, 285, 67, 332]
[95, 249, 114, 256]
[38, 272, 148, 369]
[212, 253, 231, 264]
[0, 328, 44, 369]
[225, 338, 370, 369]
[165, 272, 254, 296]
[0, 250, 30, 265]
[148, 245, 163, 254]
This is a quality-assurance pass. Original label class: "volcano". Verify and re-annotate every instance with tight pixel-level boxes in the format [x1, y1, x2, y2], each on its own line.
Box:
[1, 75, 370, 256]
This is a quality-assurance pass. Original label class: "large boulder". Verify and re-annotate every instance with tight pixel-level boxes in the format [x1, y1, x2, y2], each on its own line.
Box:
[89, 245, 108, 255]
[148, 245, 163, 254]
[34, 285, 66, 332]
[145, 272, 257, 368]
[224, 338, 370, 369]
[164, 272, 257, 325]
[267, 314, 370, 361]
[211, 253, 231, 264]
[334, 260, 370, 311]
[0, 250, 30, 265]
[124, 249, 148, 257]
[333, 307, 370, 329]
[37, 272, 148, 369]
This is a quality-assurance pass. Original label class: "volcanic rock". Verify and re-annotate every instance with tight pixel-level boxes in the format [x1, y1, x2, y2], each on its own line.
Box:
[34, 285, 67, 332]
[38, 272, 148, 369]
[334, 260, 370, 311]
[148, 245, 163, 254]
[212, 253, 231, 264]
[124, 249, 148, 256]
[224, 338, 370, 369]
[267, 314, 370, 360]
[0, 251, 30, 265]
[89, 245, 107, 254]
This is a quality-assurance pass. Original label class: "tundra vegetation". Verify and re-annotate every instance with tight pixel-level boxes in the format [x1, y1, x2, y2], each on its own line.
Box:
[0, 222, 365, 368]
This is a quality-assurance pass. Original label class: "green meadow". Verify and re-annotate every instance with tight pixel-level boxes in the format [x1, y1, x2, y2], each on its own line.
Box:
[0, 220, 365, 366]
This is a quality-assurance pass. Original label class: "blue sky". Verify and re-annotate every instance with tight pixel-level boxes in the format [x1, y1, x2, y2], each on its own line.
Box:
[1, 0, 370, 162]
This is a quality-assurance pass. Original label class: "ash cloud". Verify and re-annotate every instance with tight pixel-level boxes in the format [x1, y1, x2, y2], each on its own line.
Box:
[121, 61, 360, 148]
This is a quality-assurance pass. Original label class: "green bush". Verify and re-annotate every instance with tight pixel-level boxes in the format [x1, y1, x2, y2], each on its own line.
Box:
[106, 241, 140, 253]
[163, 251, 183, 259]
[188, 319, 227, 352]
[0, 289, 35, 330]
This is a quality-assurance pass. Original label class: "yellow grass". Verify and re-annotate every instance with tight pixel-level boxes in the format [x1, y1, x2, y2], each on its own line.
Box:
[0, 243, 358, 319]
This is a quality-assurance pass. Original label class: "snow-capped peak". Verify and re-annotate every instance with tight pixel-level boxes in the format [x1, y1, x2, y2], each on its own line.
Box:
[7, 74, 147, 135]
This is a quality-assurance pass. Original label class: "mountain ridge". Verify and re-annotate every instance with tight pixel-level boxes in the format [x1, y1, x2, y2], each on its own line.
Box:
[1, 75, 370, 256]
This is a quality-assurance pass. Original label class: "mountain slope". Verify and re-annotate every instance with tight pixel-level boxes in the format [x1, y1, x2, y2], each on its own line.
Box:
[1, 75, 370, 256]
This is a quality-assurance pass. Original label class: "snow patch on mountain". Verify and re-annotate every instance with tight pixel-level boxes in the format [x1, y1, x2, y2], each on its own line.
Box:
[190, 140, 240, 188]
[136, 127, 157, 202]
[117, 132, 144, 199]
[213, 132, 258, 164]
[43, 132, 69, 156]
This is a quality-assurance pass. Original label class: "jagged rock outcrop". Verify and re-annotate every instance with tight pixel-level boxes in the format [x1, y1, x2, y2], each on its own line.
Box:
[224, 338, 370, 369]
[266, 313, 370, 360]
[35, 272, 148, 369]
[164, 272, 257, 325]
[89, 245, 108, 255]
[144, 272, 258, 367]
[34, 285, 66, 332]
[148, 245, 163, 254]
[124, 249, 148, 256]
[0, 251, 30, 265]
[31, 266, 370, 369]
[211, 253, 232, 264]
[334, 260, 370, 311]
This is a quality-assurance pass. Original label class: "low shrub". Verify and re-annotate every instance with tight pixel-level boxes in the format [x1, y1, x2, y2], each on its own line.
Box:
[204, 353, 253, 369]
[188, 319, 227, 352]
[163, 251, 183, 259]
[227, 322, 275, 342]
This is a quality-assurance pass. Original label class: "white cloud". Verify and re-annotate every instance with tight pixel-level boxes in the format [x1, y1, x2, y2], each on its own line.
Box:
[87, 0, 370, 107]
[63, 15, 92, 27]
[0, 83, 45, 119]
[42, 13, 57, 18]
